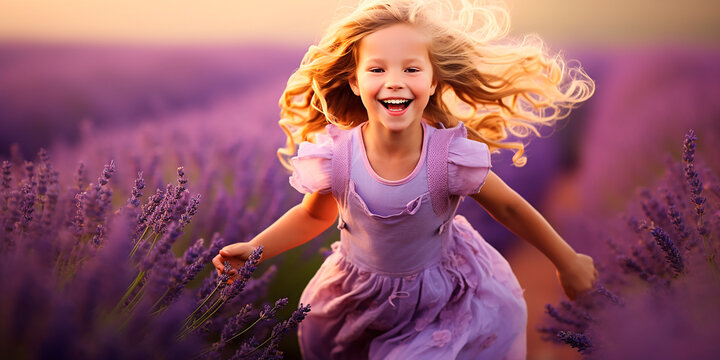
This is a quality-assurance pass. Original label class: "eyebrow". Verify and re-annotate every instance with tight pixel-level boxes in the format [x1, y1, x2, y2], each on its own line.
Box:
[363, 57, 426, 63]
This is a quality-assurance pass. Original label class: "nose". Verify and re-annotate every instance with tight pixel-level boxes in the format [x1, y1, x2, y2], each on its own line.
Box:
[385, 82, 404, 90]
[385, 72, 404, 90]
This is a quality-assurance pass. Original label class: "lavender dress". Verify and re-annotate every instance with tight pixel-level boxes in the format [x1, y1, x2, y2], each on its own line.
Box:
[289, 120, 527, 359]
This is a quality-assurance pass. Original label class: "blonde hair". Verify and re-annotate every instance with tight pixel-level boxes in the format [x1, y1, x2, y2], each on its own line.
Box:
[277, 0, 595, 169]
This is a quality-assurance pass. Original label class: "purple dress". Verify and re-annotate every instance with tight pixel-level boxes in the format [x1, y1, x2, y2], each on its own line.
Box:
[289, 120, 527, 359]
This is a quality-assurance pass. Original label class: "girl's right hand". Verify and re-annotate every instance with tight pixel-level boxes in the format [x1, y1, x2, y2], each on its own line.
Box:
[212, 242, 259, 282]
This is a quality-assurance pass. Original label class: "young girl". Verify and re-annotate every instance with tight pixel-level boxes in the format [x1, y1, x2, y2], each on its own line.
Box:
[213, 0, 598, 358]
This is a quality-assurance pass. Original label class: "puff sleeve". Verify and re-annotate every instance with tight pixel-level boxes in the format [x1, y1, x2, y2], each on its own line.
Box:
[448, 137, 492, 196]
[288, 133, 333, 194]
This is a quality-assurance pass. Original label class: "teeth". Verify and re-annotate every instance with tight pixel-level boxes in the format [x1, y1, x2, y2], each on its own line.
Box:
[382, 99, 411, 105]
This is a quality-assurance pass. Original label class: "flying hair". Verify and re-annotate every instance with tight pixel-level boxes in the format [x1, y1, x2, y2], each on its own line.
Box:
[277, 0, 595, 169]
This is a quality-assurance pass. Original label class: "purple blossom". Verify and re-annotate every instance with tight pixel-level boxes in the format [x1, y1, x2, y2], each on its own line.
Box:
[259, 298, 289, 320]
[19, 183, 36, 229]
[129, 171, 145, 207]
[650, 226, 684, 276]
[220, 246, 264, 302]
[1, 160, 11, 192]
[180, 194, 201, 227]
[266, 303, 311, 343]
[73, 162, 88, 192]
[593, 284, 625, 306]
[544, 304, 588, 329]
[219, 304, 254, 345]
[72, 192, 87, 238]
[181, 238, 205, 266]
[92, 224, 105, 246]
[557, 330, 592, 352]
[98, 160, 115, 186]
[141, 222, 183, 272]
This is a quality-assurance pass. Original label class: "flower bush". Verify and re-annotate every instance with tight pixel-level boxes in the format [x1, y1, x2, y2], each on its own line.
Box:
[539, 129, 720, 359]
[0, 152, 310, 359]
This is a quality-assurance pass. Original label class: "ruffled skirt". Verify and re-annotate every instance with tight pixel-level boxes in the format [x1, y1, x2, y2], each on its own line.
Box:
[297, 215, 527, 360]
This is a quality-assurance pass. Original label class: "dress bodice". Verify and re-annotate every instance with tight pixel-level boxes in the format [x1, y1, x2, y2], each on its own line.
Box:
[288, 119, 493, 275]
[337, 122, 448, 275]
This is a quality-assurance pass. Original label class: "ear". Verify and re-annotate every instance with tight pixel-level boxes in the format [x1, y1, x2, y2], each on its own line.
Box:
[430, 81, 437, 96]
[349, 76, 360, 96]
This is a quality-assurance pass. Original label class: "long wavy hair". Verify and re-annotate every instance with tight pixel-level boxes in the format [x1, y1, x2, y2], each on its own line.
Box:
[277, 0, 595, 170]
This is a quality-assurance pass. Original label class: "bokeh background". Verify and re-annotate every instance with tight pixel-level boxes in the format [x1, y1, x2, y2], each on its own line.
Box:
[1, 0, 719, 359]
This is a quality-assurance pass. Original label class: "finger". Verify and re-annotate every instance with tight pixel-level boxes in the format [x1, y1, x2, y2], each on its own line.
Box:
[212, 254, 224, 270]
[219, 245, 234, 257]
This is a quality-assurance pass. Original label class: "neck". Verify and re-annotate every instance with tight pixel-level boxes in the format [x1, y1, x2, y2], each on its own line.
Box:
[361, 120, 424, 158]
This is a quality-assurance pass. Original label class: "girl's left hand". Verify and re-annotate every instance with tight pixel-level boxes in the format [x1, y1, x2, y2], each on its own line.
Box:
[555, 253, 599, 300]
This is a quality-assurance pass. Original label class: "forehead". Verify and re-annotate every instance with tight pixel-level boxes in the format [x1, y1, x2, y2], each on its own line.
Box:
[356, 23, 431, 63]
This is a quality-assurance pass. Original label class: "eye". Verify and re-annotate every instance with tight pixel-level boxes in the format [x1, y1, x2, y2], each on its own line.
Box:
[369, 68, 384, 73]
[405, 67, 420, 73]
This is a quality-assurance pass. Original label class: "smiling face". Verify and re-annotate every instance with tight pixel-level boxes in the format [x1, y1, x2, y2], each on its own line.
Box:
[349, 23, 437, 133]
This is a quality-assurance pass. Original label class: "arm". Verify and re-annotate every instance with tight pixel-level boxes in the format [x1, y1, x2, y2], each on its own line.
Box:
[470, 170, 598, 299]
[212, 190, 338, 274]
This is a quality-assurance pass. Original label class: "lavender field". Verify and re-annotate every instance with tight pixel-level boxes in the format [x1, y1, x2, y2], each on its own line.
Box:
[1, 42, 719, 359]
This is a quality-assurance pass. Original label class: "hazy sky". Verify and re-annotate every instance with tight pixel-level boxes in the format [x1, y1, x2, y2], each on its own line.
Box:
[0, 0, 718, 47]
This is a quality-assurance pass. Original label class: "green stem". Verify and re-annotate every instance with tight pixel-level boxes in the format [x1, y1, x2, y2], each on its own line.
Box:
[180, 299, 225, 339]
[149, 232, 161, 252]
[225, 316, 265, 344]
[122, 280, 147, 315]
[251, 331, 278, 354]
[129, 226, 150, 258]
[113, 271, 146, 314]
[182, 283, 222, 328]
[150, 288, 171, 315]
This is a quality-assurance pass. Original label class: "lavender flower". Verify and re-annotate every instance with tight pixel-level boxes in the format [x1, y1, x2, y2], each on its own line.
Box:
[19, 183, 36, 229]
[1, 160, 11, 192]
[257, 303, 312, 352]
[544, 304, 588, 329]
[556, 330, 592, 352]
[180, 194, 201, 227]
[72, 192, 87, 238]
[219, 304, 254, 346]
[92, 224, 105, 246]
[650, 226, 684, 276]
[129, 171, 145, 208]
[221, 246, 264, 302]
[181, 238, 205, 266]
[74, 162, 88, 191]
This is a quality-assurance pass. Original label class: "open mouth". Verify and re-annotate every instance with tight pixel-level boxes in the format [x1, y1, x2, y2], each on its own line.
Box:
[379, 99, 413, 112]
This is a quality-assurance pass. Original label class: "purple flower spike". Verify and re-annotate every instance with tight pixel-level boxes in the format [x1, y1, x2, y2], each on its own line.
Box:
[221, 246, 264, 302]
[99, 160, 115, 186]
[557, 330, 592, 352]
[182, 238, 205, 266]
[180, 194, 201, 227]
[1, 161, 11, 191]
[682, 130, 705, 217]
[19, 183, 37, 229]
[269, 303, 311, 339]
[129, 171, 145, 208]
[92, 224, 105, 246]
[74, 162, 88, 191]
[259, 298, 289, 320]
[544, 304, 587, 329]
[219, 304, 253, 345]
[650, 226, 684, 276]
[682, 129, 696, 163]
[72, 192, 87, 238]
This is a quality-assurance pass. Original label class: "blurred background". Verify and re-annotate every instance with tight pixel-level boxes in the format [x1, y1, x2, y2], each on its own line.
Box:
[1, 0, 719, 359]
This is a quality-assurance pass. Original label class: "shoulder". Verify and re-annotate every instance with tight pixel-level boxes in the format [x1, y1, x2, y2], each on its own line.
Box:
[288, 127, 335, 194]
[447, 135, 492, 196]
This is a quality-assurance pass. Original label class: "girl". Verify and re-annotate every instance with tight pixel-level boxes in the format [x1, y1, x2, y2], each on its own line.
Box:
[214, 0, 598, 358]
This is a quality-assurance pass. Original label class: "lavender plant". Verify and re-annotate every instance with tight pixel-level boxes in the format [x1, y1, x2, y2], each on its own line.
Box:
[0, 151, 310, 359]
[539, 129, 720, 359]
